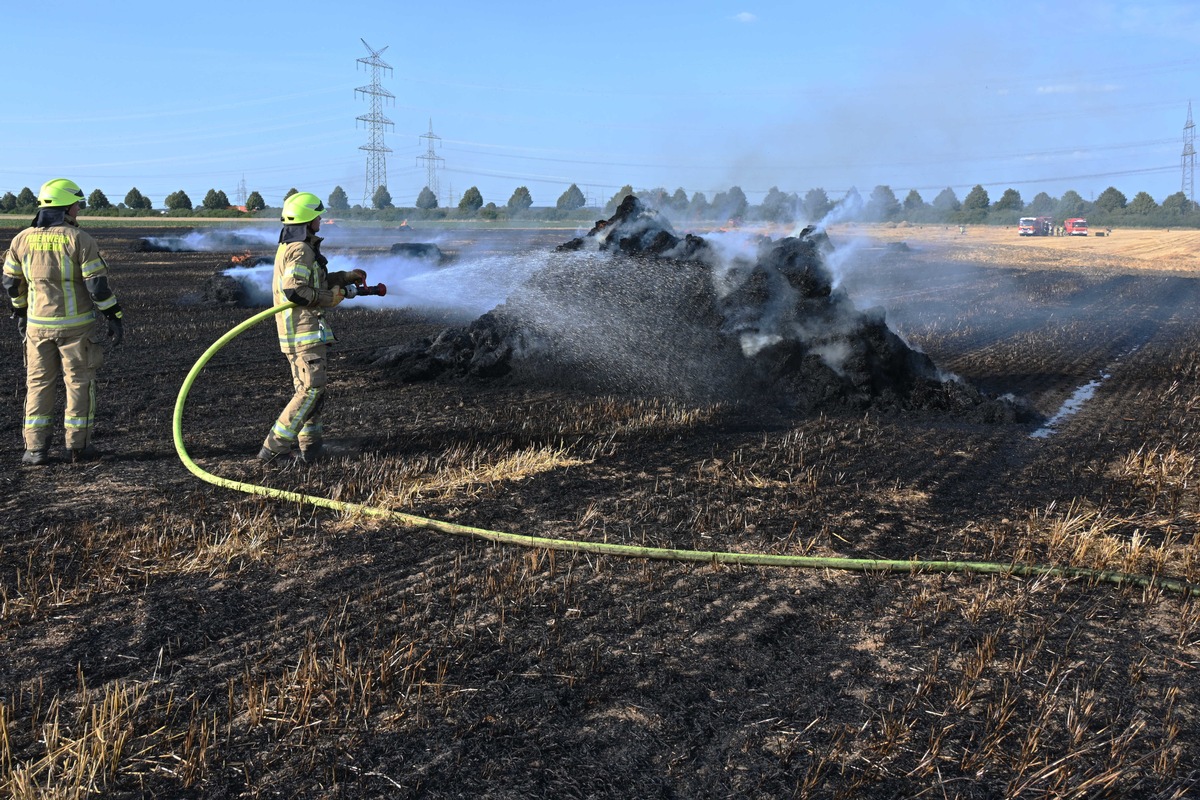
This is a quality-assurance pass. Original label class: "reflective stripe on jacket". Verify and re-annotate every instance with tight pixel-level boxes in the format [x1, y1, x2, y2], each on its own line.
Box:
[2, 221, 116, 331]
[273, 236, 337, 353]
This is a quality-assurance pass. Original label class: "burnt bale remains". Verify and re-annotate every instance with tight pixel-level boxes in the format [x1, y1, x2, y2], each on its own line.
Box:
[198, 271, 248, 306]
[131, 237, 188, 253]
[389, 242, 449, 264]
[195, 263, 273, 307]
[367, 196, 1025, 418]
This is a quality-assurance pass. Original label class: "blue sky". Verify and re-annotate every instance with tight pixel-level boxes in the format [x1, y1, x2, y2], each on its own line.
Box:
[4, 1, 1199, 210]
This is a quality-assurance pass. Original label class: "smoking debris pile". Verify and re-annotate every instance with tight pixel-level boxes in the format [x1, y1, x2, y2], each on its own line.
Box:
[367, 195, 1022, 418]
[131, 231, 270, 253]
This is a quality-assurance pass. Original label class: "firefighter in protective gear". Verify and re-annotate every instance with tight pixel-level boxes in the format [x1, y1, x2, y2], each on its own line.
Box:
[257, 191, 367, 463]
[3, 178, 124, 466]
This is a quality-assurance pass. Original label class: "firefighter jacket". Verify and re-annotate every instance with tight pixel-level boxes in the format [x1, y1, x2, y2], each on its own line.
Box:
[272, 230, 357, 353]
[3, 217, 118, 332]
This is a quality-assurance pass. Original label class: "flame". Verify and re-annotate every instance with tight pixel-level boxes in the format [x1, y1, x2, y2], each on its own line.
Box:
[230, 251, 255, 265]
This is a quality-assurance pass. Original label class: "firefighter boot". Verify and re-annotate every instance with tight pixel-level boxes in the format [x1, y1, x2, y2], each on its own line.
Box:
[22, 447, 50, 466]
[70, 445, 102, 463]
[257, 446, 297, 464]
[298, 441, 324, 464]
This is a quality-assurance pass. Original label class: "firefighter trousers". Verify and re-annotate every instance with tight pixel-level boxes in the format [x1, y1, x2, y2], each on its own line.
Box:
[24, 323, 105, 451]
[262, 346, 326, 454]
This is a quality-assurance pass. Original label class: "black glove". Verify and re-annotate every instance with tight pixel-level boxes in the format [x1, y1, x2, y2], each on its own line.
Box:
[13, 309, 26, 340]
[103, 306, 124, 347]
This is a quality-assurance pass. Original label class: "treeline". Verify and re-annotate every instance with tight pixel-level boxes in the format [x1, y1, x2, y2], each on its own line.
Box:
[4, 180, 1200, 228]
[622, 183, 1200, 229]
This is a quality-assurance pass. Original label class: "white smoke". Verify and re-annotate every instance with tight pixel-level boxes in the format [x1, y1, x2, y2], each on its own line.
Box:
[693, 229, 761, 299]
[147, 226, 278, 251]
[739, 332, 782, 356]
[363, 252, 551, 317]
[223, 250, 551, 320]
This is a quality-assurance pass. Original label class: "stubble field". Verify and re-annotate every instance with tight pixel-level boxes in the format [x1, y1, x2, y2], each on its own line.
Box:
[1, 221, 1199, 798]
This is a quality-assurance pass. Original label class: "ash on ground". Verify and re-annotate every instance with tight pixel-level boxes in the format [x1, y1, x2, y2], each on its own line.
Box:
[366, 196, 1031, 421]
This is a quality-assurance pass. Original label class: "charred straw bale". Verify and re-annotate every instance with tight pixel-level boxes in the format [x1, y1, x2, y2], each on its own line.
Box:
[389, 242, 449, 264]
[367, 196, 1031, 419]
[198, 272, 248, 306]
[130, 237, 184, 253]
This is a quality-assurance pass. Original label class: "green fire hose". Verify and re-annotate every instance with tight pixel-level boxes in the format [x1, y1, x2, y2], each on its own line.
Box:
[173, 303, 1200, 597]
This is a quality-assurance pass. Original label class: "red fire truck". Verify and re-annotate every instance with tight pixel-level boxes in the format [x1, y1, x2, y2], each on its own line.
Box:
[1064, 218, 1088, 236]
[1018, 216, 1053, 236]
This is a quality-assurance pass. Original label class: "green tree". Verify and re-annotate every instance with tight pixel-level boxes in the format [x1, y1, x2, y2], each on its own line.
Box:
[758, 186, 793, 222]
[15, 187, 37, 211]
[373, 185, 395, 209]
[124, 187, 151, 210]
[0, 191, 15, 212]
[1161, 191, 1191, 217]
[866, 185, 901, 222]
[87, 189, 112, 210]
[284, 188, 299, 203]
[480, 201, 500, 221]
[710, 191, 729, 216]
[1056, 190, 1088, 218]
[245, 191, 266, 212]
[931, 187, 960, 214]
[1025, 192, 1057, 215]
[667, 188, 689, 214]
[415, 186, 437, 210]
[902, 189, 925, 215]
[556, 183, 586, 211]
[722, 186, 749, 220]
[958, 185, 990, 223]
[1094, 186, 1127, 212]
[459, 186, 484, 213]
[637, 187, 669, 208]
[993, 188, 1023, 211]
[802, 188, 832, 221]
[1127, 191, 1158, 216]
[605, 185, 634, 214]
[202, 189, 230, 210]
[327, 186, 349, 211]
[165, 190, 193, 210]
[507, 186, 533, 211]
[688, 191, 709, 218]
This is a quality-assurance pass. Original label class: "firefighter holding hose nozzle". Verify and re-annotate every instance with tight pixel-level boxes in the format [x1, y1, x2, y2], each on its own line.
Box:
[257, 191, 380, 464]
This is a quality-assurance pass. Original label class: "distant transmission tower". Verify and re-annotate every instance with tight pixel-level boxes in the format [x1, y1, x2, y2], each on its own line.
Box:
[356, 39, 394, 206]
[1183, 101, 1196, 208]
[235, 175, 247, 207]
[417, 119, 444, 202]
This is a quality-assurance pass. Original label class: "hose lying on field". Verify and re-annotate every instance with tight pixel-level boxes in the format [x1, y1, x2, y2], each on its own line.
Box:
[173, 303, 1200, 598]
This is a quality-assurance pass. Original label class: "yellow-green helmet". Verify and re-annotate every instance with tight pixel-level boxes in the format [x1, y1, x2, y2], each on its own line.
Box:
[38, 178, 85, 208]
[281, 192, 324, 224]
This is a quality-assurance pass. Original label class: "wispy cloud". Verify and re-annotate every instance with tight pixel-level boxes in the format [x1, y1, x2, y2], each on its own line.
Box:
[733, 12, 757, 23]
[1036, 83, 1121, 95]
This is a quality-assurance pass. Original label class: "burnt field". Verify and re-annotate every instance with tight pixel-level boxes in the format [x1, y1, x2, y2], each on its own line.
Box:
[1, 223, 1199, 798]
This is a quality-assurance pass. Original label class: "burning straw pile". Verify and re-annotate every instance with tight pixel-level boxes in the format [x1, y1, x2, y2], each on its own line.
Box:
[367, 196, 1025, 419]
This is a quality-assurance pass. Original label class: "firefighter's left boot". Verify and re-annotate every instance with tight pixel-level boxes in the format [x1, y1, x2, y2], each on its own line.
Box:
[22, 447, 50, 466]
[298, 441, 323, 464]
[70, 445, 102, 463]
